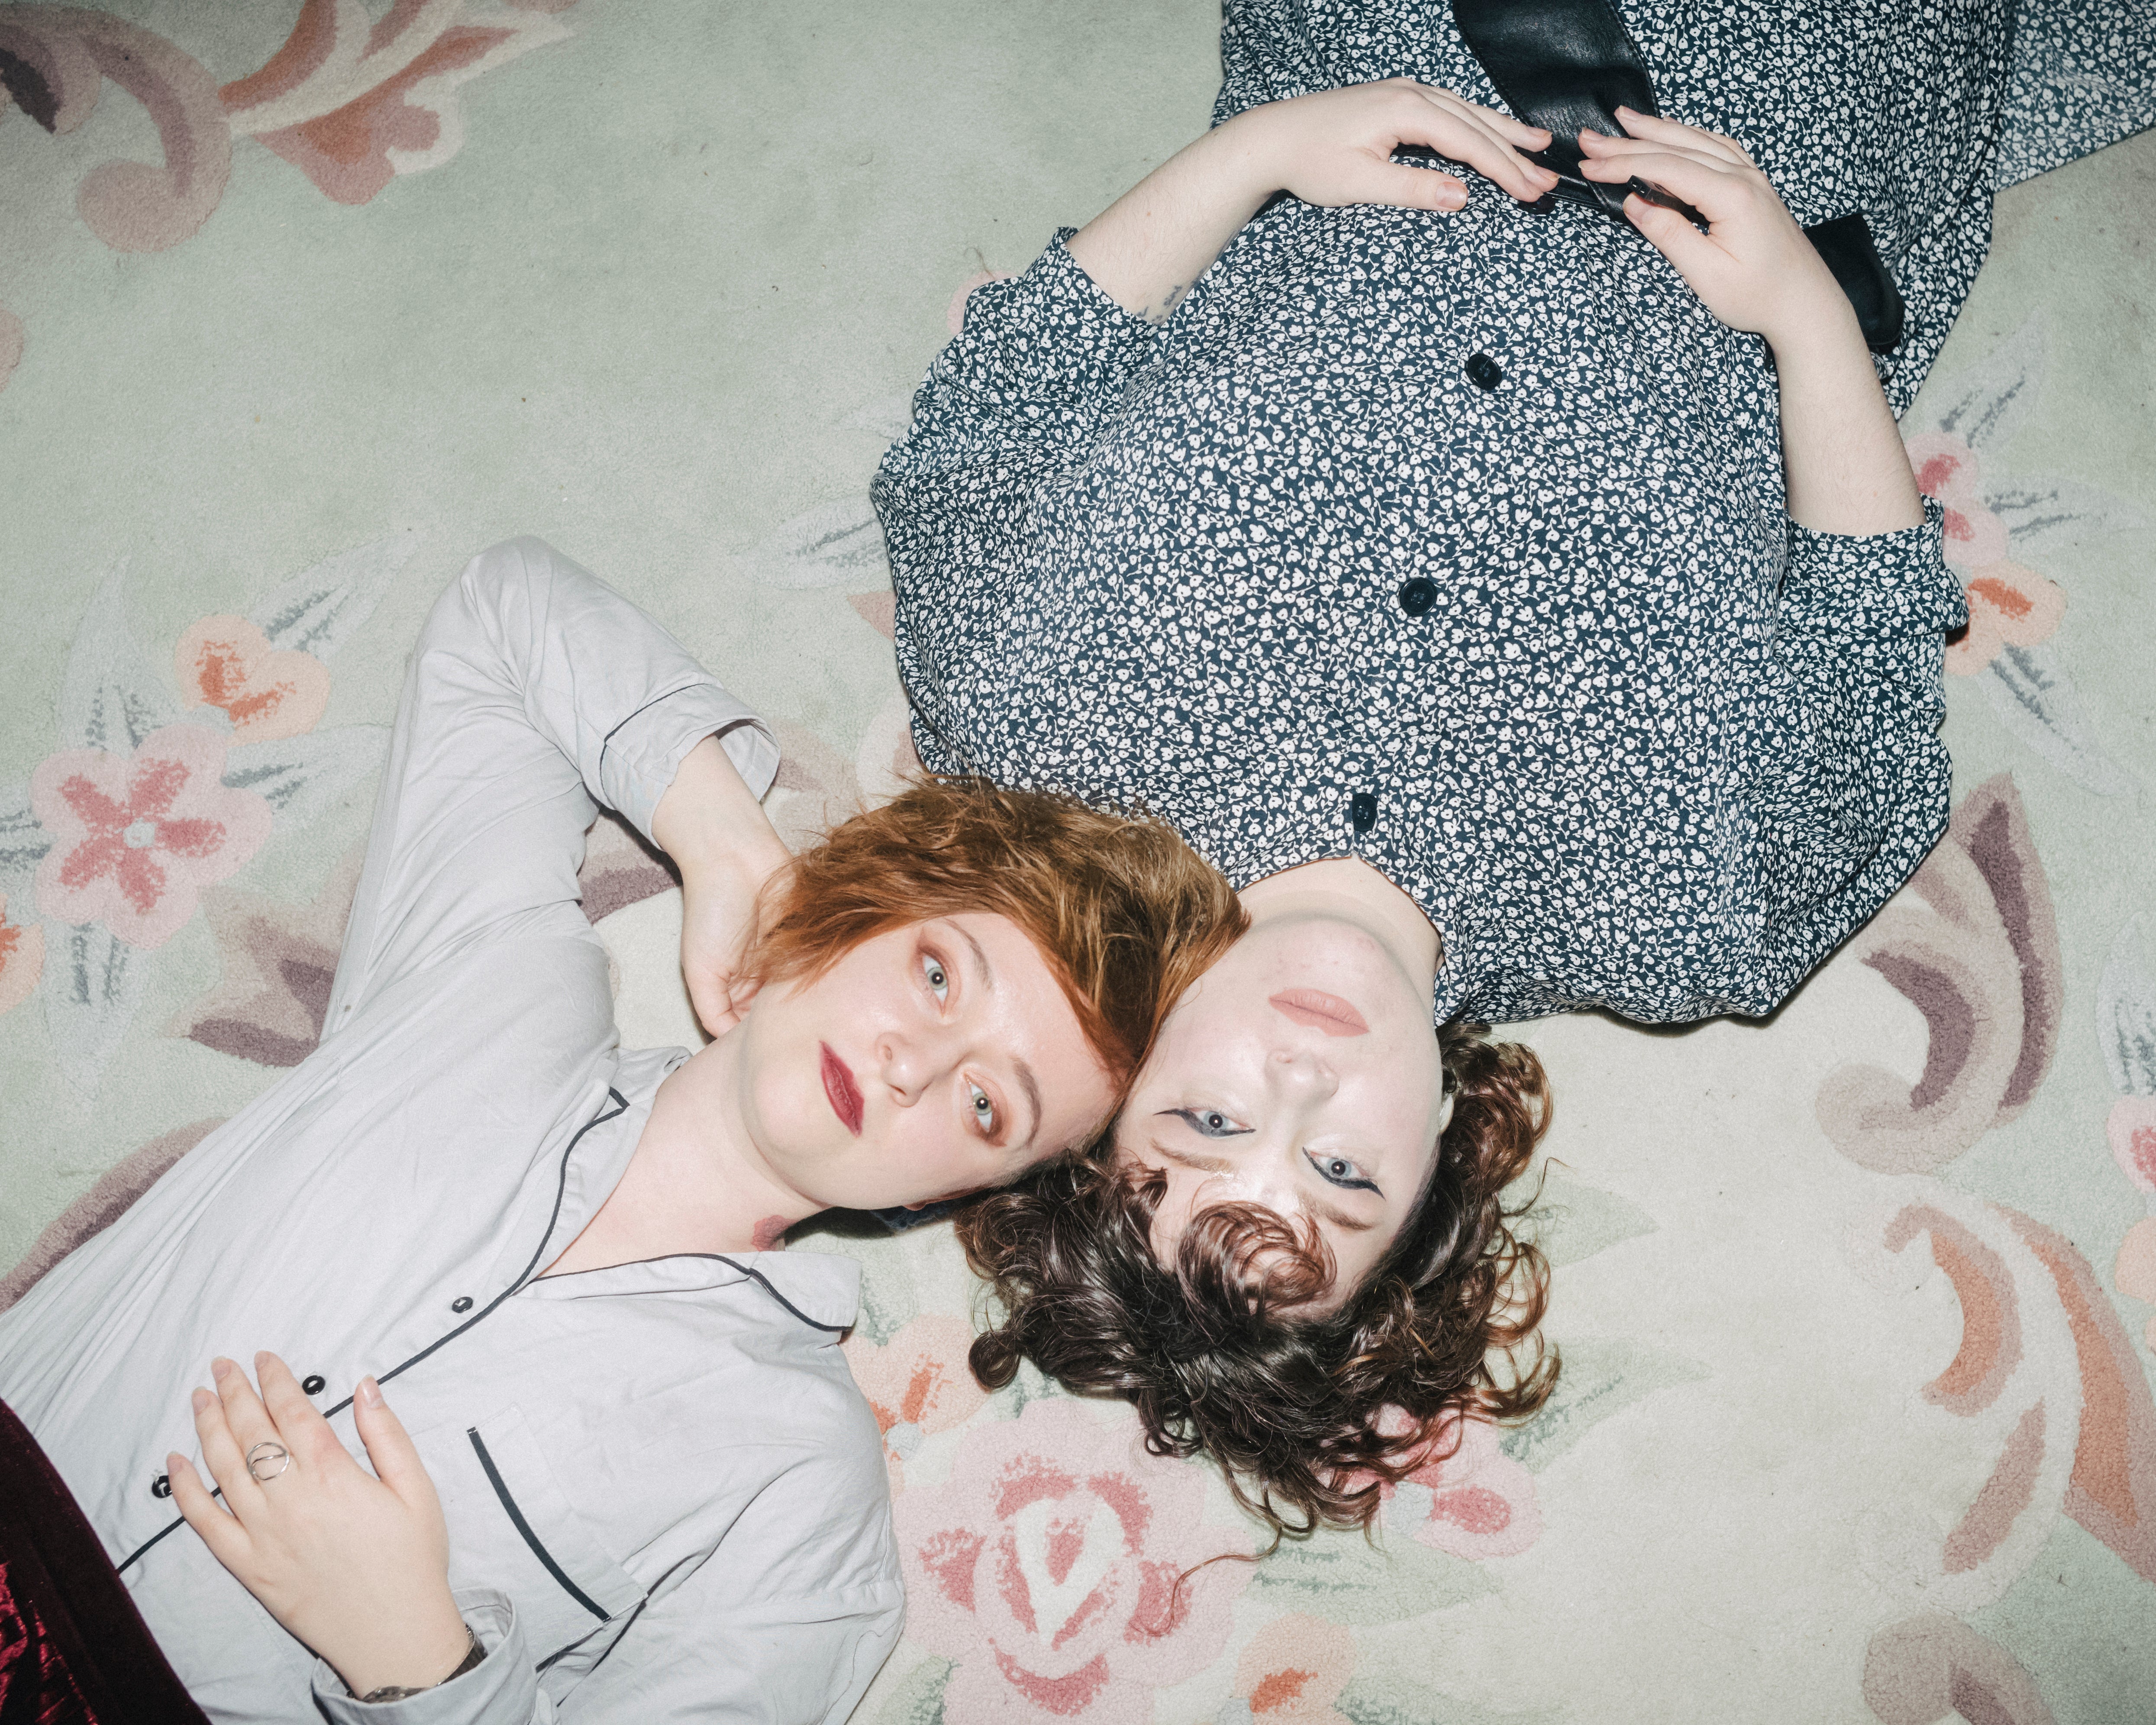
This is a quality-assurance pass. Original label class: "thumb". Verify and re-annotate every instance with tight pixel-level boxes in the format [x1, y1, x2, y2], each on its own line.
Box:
[1623, 191, 1719, 274]
[353, 1378, 438, 1510]
[684, 964, 737, 1038]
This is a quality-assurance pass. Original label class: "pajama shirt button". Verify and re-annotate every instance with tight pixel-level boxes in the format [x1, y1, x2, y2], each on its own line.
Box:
[1466, 352, 1504, 391]
[302, 1375, 326, 1395]
[1350, 793, 1378, 833]
[1398, 578, 1437, 616]
[151, 1473, 172, 1499]
[451, 1296, 474, 1313]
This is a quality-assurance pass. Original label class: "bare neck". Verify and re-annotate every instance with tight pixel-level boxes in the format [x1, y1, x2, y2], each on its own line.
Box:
[1239, 855, 1442, 985]
[542, 1037, 819, 1277]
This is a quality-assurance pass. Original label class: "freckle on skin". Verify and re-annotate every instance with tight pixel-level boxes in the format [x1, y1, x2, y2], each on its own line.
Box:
[750, 1215, 791, 1252]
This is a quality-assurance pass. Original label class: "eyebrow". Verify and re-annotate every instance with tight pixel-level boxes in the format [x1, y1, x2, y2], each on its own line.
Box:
[1011, 1057, 1042, 1153]
[956, 923, 995, 993]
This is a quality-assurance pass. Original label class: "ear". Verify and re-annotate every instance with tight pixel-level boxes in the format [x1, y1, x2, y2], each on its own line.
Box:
[1434, 1086, 1459, 1140]
[903, 1186, 985, 1211]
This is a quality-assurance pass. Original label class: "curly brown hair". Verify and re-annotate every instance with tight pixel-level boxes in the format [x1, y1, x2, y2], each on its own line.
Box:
[956, 1021, 1557, 1537]
[742, 775, 1246, 1092]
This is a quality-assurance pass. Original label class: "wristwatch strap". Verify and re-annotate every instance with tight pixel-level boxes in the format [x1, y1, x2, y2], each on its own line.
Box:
[357, 1628, 486, 1705]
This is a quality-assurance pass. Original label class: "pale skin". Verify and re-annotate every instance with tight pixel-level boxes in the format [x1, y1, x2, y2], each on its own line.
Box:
[170, 737, 1116, 1696]
[1095, 85, 1925, 1299]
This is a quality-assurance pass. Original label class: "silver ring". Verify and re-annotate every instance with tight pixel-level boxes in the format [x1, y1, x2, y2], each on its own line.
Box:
[245, 1440, 291, 1483]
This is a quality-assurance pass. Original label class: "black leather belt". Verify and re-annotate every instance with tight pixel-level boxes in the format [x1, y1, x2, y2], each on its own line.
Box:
[1451, 0, 1906, 351]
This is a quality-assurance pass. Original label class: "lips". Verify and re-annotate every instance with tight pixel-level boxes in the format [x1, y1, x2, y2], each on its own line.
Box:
[820, 1043, 864, 1136]
[1268, 988, 1369, 1037]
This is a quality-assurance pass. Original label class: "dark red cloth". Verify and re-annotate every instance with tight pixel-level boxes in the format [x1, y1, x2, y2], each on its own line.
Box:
[0, 1399, 207, 1725]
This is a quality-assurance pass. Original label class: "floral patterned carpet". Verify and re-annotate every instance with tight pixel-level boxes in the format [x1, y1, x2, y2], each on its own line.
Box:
[2, 3, 2153, 1722]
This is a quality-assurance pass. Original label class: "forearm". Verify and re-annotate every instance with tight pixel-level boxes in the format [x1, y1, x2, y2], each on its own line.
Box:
[651, 733, 787, 887]
[1769, 297, 1924, 535]
[1067, 117, 1277, 322]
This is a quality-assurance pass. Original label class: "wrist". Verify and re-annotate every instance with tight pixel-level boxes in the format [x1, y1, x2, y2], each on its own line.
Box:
[652, 733, 782, 881]
[338, 1603, 475, 1701]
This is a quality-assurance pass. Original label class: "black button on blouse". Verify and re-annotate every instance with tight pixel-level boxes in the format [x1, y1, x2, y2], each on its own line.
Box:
[301, 1375, 326, 1395]
[1465, 352, 1504, 391]
[1398, 578, 1437, 616]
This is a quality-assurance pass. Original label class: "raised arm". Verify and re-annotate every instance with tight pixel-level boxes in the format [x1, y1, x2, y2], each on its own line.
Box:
[323, 538, 779, 1034]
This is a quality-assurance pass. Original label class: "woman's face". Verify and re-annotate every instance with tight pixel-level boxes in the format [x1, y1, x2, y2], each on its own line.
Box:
[1114, 909, 1451, 1312]
[732, 913, 1117, 1213]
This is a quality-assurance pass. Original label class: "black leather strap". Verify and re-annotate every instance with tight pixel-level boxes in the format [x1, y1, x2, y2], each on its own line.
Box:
[1449, 0, 1905, 350]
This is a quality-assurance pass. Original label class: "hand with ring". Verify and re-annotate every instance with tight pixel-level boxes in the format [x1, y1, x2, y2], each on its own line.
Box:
[168, 1352, 472, 1698]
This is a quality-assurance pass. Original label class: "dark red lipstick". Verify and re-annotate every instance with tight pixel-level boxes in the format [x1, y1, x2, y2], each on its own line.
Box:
[820, 1042, 864, 1136]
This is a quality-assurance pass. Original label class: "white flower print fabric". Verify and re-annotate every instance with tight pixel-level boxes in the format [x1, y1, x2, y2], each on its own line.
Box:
[874, 0, 2155, 1025]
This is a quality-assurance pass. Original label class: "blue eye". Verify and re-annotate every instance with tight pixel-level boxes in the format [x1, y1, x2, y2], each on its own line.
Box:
[968, 1083, 997, 1135]
[1305, 1150, 1379, 1194]
[1165, 1108, 1250, 1139]
[921, 952, 949, 1003]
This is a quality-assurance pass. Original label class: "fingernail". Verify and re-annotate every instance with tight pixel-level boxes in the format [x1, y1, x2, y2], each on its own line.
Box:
[192, 1388, 213, 1413]
[210, 1358, 232, 1382]
[359, 1377, 384, 1408]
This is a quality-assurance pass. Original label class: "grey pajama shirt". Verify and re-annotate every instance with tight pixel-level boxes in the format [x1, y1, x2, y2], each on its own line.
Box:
[0, 541, 904, 1723]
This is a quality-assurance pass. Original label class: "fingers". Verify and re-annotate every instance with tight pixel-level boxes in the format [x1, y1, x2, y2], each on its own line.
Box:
[1578, 145, 1754, 223]
[685, 967, 739, 1038]
[255, 1351, 344, 1472]
[1620, 191, 1720, 275]
[193, 1375, 267, 1520]
[166, 1452, 249, 1567]
[352, 1378, 441, 1517]
[1385, 83, 1556, 204]
[1610, 105, 1754, 165]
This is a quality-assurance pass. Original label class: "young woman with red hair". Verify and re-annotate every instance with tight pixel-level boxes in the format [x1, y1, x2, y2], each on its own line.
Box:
[0, 538, 1240, 1722]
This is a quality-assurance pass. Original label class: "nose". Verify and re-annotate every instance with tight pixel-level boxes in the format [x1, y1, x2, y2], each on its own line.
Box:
[876, 1027, 957, 1107]
[1268, 1043, 1338, 1104]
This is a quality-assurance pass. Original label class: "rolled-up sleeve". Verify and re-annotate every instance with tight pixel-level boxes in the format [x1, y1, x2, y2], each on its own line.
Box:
[1710, 497, 1966, 1014]
[324, 537, 776, 1028]
[310, 1592, 541, 1725]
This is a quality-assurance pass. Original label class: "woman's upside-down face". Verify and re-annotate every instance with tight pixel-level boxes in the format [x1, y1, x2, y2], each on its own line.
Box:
[733, 914, 1117, 1214]
[1115, 908, 1453, 1312]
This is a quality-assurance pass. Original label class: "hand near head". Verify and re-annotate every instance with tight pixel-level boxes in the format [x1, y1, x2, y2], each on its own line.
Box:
[651, 733, 794, 1037]
[1578, 110, 1847, 348]
[167, 1354, 471, 1699]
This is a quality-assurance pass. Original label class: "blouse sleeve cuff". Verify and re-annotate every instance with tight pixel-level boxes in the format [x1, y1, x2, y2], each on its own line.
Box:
[310, 1591, 539, 1725]
[942, 229, 1163, 403]
[1781, 496, 1969, 640]
[597, 687, 778, 844]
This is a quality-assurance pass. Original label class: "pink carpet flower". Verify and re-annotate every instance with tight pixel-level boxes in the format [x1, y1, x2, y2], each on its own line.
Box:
[1369, 1414, 1542, 1561]
[31, 724, 272, 949]
[1227, 1612, 1356, 1725]
[1944, 560, 2067, 676]
[842, 1315, 991, 1493]
[2111, 1096, 2156, 1196]
[0, 892, 44, 1017]
[175, 615, 330, 742]
[898, 1397, 1251, 1725]
[1906, 431, 2011, 570]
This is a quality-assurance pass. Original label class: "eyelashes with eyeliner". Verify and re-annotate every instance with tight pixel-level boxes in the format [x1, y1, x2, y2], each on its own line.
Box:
[1165, 1108, 1382, 1197]
[1164, 1107, 1251, 1139]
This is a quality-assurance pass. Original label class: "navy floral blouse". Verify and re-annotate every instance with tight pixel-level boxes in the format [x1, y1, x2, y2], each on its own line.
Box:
[874, 0, 2154, 1024]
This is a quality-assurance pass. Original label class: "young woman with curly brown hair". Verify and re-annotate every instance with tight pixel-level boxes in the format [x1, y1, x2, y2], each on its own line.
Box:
[875, 0, 2155, 1534]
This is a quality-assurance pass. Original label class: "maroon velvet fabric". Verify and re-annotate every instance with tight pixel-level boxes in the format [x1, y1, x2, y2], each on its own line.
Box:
[0, 1400, 207, 1725]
